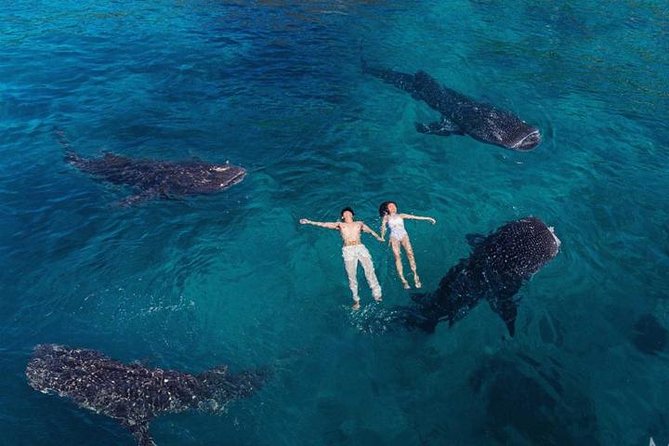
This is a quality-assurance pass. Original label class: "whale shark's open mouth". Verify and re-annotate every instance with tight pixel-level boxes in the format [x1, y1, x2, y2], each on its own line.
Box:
[223, 170, 246, 188]
[511, 129, 541, 151]
[548, 226, 561, 253]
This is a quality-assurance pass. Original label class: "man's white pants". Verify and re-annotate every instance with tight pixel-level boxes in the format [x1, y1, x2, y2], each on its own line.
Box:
[342, 244, 382, 302]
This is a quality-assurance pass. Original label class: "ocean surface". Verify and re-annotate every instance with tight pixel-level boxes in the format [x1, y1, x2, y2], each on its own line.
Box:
[1, 1, 668, 444]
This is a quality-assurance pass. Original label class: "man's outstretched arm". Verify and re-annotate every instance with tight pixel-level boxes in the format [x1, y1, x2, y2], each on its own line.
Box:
[300, 218, 340, 230]
[362, 223, 384, 242]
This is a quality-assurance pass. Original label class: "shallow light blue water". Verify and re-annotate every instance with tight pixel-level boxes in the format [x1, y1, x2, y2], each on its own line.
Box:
[1, 1, 668, 444]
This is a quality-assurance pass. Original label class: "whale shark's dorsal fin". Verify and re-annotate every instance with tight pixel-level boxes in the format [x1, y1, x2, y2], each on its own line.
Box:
[465, 233, 487, 249]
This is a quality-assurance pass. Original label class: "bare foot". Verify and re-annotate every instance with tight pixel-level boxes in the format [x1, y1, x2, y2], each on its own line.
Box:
[402, 279, 410, 289]
[374, 295, 383, 302]
[415, 277, 422, 288]
[352, 301, 361, 310]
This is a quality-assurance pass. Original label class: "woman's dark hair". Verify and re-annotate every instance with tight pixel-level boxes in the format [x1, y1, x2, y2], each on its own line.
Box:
[378, 201, 396, 217]
[340, 207, 355, 218]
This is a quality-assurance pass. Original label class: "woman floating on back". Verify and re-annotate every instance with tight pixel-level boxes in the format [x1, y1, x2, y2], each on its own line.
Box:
[379, 201, 436, 289]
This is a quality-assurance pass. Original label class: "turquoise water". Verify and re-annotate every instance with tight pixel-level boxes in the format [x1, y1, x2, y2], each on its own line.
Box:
[1, 1, 668, 444]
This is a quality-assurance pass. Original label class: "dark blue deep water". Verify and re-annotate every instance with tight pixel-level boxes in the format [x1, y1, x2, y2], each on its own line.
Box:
[2, 1, 668, 445]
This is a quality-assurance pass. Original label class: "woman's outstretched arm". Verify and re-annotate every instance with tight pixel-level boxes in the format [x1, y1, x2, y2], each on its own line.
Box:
[400, 214, 436, 224]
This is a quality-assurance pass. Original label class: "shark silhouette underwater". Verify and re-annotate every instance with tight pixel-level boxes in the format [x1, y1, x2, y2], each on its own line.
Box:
[65, 150, 246, 206]
[26, 344, 267, 445]
[390, 217, 561, 336]
[363, 62, 542, 151]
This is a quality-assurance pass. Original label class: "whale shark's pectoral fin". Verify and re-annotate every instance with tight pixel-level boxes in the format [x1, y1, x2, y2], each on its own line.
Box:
[415, 117, 464, 136]
[114, 188, 161, 207]
[125, 420, 156, 446]
[465, 233, 487, 249]
[487, 281, 522, 337]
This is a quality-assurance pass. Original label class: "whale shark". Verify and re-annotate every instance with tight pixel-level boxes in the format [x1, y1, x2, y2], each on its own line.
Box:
[65, 150, 246, 205]
[26, 344, 267, 446]
[363, 63, 542, 151]
[398, 217, 560, 336]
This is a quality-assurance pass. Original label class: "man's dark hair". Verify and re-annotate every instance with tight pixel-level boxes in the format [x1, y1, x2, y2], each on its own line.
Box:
[340, 207, 355, 218]
[378, 201, 396, 217]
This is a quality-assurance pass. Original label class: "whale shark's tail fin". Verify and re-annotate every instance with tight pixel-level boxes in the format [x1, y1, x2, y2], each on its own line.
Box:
[125, 421, 156, 446]
[63, 150, 84, 167]
[54, 128, 84, 167]
[380, 304, 440, 333]
[409, 315, 440, 333]
[361, 61, 416, 94]
[54, 127, 73, 154]
[54, 127, 71, 150]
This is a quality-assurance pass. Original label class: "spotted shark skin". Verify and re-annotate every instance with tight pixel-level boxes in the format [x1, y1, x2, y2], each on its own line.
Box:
[64, 150, 246, 205]
[26, 344, 267, 445]
[401, 217, 560, 336]
[363, 63, 542, 151]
